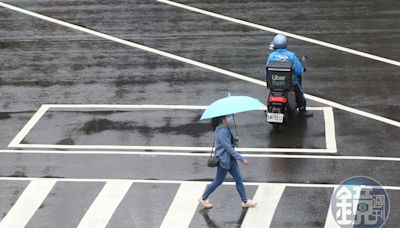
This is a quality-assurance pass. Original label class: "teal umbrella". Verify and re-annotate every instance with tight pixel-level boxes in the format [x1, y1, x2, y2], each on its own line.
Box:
[200, 96, 266, 120]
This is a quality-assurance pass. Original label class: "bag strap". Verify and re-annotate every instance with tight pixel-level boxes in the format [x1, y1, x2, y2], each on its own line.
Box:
[210, 134, 216, 158]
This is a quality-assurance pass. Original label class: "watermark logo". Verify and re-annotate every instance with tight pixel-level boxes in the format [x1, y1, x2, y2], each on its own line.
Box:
[331, 176, 390, 228]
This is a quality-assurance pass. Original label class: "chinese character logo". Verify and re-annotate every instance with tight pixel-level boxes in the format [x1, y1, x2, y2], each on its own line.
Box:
[331, 176, 390, 228]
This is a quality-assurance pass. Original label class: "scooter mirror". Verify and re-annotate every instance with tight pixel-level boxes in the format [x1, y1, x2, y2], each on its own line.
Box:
[301, 55, 308, 63]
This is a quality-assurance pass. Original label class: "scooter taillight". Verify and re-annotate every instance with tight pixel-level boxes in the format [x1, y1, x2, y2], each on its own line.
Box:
[268, 96, 287, 103]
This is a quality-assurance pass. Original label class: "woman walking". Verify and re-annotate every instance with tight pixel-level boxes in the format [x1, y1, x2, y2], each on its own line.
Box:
[198, 115, 257, 209]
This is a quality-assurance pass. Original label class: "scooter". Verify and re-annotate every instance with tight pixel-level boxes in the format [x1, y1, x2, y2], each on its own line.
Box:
[265, 57, 307, 132]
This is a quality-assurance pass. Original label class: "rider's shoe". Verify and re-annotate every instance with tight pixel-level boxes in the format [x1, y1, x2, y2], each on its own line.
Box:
[299, 107, 314, 118]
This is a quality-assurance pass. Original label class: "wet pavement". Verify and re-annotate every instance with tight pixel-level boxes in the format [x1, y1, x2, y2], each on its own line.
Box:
[0, 0, 399, 227]
[21, 109, 326, 149]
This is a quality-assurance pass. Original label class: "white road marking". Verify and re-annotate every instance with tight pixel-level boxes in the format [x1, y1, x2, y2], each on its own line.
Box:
[323, 107, 337, 152]
[325, 185, 363, 227]
[305, 94, 400, 128]
[43, 104, 323, 110]
[4, 149, 400, 162]
[0, 178, 386, 227]
[158, 0, 400, 67]
[241, 184, 285, 228]
[324, 186, 341, 228]
[0, 179, 56, 228]
[7, 104, 336, 153]
[77, 180, 132, 228]
[45, 104, 209, 110]
[160, 182, 207, 228]
[0, 1, 263, 86]
[0, 2, 398, 128]
[7, 105, 49, 148]
[0, 177, 398, 190]
[10, 144, 335, 153]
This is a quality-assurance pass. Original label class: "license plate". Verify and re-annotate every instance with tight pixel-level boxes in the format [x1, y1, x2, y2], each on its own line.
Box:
[267, 113, 284, 123]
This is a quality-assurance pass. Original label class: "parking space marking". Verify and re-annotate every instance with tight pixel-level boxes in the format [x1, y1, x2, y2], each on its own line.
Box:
[158, 0, 400, 67]
[0, 2, 398, 128]
[0, 179, 56, 228]
[8, 104, 337, 153]
[77, 180, 132, 228]
[160, 182, 207, 228]
[241, 184, 285, 228]
[7, 104, 207, 148]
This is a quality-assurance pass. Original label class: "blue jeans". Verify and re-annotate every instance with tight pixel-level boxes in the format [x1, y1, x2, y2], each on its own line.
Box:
[202, 160, 248, 202]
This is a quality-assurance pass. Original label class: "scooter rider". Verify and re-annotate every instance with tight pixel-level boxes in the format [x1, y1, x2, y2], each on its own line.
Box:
[266, 34, 313, 117]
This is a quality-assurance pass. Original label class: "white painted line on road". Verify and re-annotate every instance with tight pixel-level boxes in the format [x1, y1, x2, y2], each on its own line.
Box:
[158, 0, 400, 67]
[6, 104, 208, 148]
[45, 104, 324, 111]
[160, 182, 207, 228]
[3, 149, 400, 162]
[77, 180, 132, 228]
[45, 104, 209, 110]
[10, 144, 335, 153]
[323, 107, 337, 152]
[0, 2, 398, 128]
[8, 105, 336, 153]
[0, 177, 399, 191]
[241, 184, 285, 228]
[0, 1, 263, 86]
[325, 185, 363, 227]
[324, 186, 341, 228]
[7, 105, 49, 148]
[0, 179, 56, 228]
[305, 94, 400, 128]
[4, 149, 400, 163]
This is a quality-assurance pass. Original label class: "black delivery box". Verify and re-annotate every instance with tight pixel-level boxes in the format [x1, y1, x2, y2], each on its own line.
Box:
[266, 61, 293, 91]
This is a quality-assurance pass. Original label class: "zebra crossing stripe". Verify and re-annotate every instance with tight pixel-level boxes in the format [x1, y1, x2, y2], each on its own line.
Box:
[325, 187, 361, 228]
[160, 182, 207, 228]
[77, 180, 132, 228]
[0, 179, 56, 228]
[325, 187, 340, 228]
[241, 184, 285, 228]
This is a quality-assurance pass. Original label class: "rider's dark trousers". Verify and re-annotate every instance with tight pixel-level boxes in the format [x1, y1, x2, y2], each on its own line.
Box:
[294, 83, 306, 109]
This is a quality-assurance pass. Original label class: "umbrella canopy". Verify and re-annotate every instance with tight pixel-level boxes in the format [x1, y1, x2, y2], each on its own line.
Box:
[200, 96, 266, 120]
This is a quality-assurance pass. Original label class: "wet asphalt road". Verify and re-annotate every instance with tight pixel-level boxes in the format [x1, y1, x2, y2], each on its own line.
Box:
[0, 0, 399, 227]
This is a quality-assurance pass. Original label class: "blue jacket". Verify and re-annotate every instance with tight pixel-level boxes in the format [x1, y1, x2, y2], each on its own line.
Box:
[266, 48, 304, 85]
[214, 125, 245, 169]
